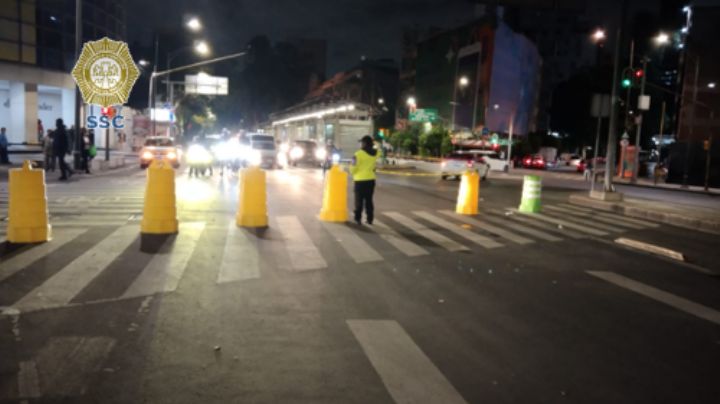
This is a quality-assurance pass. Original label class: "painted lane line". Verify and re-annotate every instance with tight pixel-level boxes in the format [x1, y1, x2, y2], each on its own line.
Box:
[506, 208, 608, 236]
[414, 211, 503, 249]
[557, 203, 659, 228]
[587, 271, 720, 325]
[13, 226, 138, 312]
[0, 228, 87, 282]
[538, 208, 625, 233]
[122, 222, 205, 298]
[614, 237, 685, 261]
[322, 222, 383, 263]
[488, 209, 583, 239]
[371, 220, 429, 257]
[347, 320, 467, 404]
[217, 223, 260, 284]
[383, 212, 469, 252]
[482, 214, 562, 242]
[544, 205, 644, 230]
[276, 216, 327, 271]
[438, 210, 533, 244]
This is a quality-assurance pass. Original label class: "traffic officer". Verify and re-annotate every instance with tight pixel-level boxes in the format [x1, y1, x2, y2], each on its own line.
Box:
[350, 135, 379, 225]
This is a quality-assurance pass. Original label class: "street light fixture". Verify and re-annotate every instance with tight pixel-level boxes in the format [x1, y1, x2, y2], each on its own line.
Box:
[708, 82, 716, 89]
[592, 28, 606, 42]
[458, 76, 469, 87]
[138, 59, 150, 67]
[186, 17, 202, 32]
[378, 98, 384, 104]
[654, 32, 670, 45]
[194, 40, 210, 56]
[406, 96, 416, 107]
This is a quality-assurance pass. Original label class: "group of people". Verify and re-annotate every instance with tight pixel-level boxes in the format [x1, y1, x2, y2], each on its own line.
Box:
[41, 119, 95, 180]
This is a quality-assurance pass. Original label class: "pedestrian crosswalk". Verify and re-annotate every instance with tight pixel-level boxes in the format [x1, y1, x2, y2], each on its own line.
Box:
[0, 204, 664, 313]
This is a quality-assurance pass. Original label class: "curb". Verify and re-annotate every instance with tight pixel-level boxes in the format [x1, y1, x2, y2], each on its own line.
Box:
[614, 237, 685, 261]
[568, 194, 720, 235]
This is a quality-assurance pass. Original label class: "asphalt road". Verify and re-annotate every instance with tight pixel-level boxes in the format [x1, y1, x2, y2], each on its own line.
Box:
[0, 164, 719, 403]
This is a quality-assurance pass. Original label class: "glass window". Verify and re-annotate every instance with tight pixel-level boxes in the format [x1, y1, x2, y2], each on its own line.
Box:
[0, 0, 18, 19]
[20, 1, 34, 23]
[0, 19, 19, 41]
[21, 23, 35, 44]
[0, 39, 19, 61]
[21, 44, 35, 63]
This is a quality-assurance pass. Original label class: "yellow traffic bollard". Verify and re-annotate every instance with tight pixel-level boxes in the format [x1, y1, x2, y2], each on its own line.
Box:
[141, 159, 178, 234]
[319, 164, 348, 222]
[236, 166, 268, 227]
[7, 161, 51, 243]
[518, 175, 542, 213]
[455, 169, 480, 215]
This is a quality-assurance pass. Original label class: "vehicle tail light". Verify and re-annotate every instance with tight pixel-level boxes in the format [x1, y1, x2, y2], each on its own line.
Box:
[524, 159, 531, 164]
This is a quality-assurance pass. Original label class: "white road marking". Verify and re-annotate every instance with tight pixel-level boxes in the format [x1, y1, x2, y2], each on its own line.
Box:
[14, 226, 138, 312]
[544, 205, 644, 230]
[347, 320, 467, 404]
[383, 212, 469, 252]
[483, 214, 563, 242]
[413, 211, 503, 249]
[438, 210, 533, 244]
[217, 223, 260, 283]
[538, 208, 625, 232]
[587, 271, 720, 325]
[17, 361, 41, 398]
[276, 216, 327, 271]
[371, 220, 428, 257]
[557, 203, 659, 228]
[506, 208, 608, 236]
[123, 222, 205, 298]
[614, 237, 685, 261]
[322, 222, 383, 263]
[0, 228, 86, 282]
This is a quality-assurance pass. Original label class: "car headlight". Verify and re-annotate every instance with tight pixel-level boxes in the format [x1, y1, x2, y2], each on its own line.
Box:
[315, 148, 327, 160]
[248, 150, 262, 166]
[280, 142, 290, 153]
[290, 146, 304, 160]
[142, 151, 153, 159]
[167, 151, 177, 160]
[332, 153, 340, 164]
[187, 145, 212, 164]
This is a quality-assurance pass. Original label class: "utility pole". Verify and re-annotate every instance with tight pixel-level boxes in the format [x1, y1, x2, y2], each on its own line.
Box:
[600, 0, 628, 197]
[73, 0, 82, 169]
[631, 57, 647, 183]
[624, 39, 634, 130]
[705, 110, 714, 192]
[682, 55, 699, 188]
[654, 101, 666, 185]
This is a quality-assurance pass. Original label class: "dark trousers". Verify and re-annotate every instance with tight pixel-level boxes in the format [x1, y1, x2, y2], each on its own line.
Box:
[58, 154, 72, 178]
[0, 146, 8, 164]
[81, 150, 91, 173]
[354, 180, 375, 223]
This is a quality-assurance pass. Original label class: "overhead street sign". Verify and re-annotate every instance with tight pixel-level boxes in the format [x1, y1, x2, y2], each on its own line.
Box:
[409, 108, 438, 122]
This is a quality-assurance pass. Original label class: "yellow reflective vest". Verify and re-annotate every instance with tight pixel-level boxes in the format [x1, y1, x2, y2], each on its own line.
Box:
[350, 149, 378, 181]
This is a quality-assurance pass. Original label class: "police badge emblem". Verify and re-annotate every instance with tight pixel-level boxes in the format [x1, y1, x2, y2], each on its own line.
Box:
[71, 37, 140, 108]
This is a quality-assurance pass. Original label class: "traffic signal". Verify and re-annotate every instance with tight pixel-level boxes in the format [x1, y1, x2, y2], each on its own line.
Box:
[621, 78, 632, 88]
[634, 69, 644, 79]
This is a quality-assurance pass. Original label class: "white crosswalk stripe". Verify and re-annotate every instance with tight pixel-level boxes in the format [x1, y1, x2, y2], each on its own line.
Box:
[122, 222, 205, 298]
[437, 210, 533, 245]
[13, 225, 138, 312]
[505, 208, 608, 236]
[0, 228, 86, 282]
[541, 206, 632, 232]
[481, 214, 562, 242]
[491, 209, 584, 239]
[413, 211, 503, 249]
[370, 220, 428, 257]
[276, 215, 327, 271]
[384, 212, 469, 252]
[217, 223, 260, 284]
[556, 203, 659, 228]
[322, 222, 383, 263]
[544, 205, 644, 230]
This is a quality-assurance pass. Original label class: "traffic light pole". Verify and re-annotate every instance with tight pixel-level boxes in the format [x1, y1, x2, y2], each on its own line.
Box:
[631, 57, 647, 183]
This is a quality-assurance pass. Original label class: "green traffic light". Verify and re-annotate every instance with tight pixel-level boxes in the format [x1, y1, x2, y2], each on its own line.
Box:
[622, 78, 631, 88]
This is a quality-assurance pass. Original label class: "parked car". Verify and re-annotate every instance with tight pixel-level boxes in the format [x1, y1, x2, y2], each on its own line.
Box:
[521, 154, 546, 169]
[440, 151, 491, 180]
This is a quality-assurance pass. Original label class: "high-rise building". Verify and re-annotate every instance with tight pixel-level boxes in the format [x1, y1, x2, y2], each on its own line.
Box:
[0, 0, 127, 144]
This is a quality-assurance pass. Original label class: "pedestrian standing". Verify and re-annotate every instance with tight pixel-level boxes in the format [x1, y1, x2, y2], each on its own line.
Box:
[53, 118, 73, 180]
[583, 158, 593, 181]
[350, 135, 379, 225]
[80, 128, 92, 174]
[43, 129, 55, 171]
[0, 127, 9, 164]
[37, 119, 44, 143]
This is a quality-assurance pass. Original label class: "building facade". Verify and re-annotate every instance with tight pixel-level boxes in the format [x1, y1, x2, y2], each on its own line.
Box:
[0, 0, 127, 144]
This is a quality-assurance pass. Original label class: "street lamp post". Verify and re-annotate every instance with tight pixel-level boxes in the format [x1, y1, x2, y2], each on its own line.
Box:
[73, 0, 82, 169]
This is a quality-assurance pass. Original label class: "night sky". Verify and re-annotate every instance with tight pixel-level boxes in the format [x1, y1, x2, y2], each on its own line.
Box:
[127, 0, 481, 74]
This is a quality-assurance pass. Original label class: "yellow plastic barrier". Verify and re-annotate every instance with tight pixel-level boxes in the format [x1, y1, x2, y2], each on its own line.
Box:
[7, 161, 51, 243]
[455, 169, 480, 215]
[141, 159, 178, 234]
[236, 166, 268, 227]
[319, 164, 348, 222]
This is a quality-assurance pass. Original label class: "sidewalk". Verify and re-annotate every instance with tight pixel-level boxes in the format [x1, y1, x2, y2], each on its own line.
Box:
[569, 193, 720, 235]
[0, 150, 133, 175]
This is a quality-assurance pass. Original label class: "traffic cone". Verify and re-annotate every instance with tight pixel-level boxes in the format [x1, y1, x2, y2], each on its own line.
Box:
[518, 175, 542, 213]
[141, 159, 178, 234]
[455, 169, 479, 215]
[319, 164, 348, 222]
[236, 166, 268, 227]
[7, 161, 51, 243]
